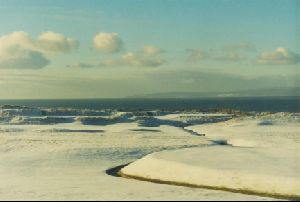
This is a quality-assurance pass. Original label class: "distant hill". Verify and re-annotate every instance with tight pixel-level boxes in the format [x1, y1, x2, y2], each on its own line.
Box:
[128, 87, 300, 98]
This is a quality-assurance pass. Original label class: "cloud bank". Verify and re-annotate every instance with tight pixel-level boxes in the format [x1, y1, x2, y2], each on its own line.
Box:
[0, 48, 50, 70]
[91, 32, 166, 67]
[186, 43, 300, 65]
[257, 47, 300, 65]
[0, 31, 78, 69]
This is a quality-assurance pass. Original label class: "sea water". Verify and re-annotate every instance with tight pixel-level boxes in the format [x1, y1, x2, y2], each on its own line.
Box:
[0, 96, 299, 112]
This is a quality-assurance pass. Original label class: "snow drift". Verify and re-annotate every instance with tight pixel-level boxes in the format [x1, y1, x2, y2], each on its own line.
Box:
[121, 113, 300, 200]
[120, 146, 300, 199]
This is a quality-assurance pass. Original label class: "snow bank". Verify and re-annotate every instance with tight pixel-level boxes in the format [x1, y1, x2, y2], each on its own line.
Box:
[0, 106, 234, 127]
[137, 113, 233, 128]
[186, 115, 300, 148]
[0, 122, 274, 200]
[121, 114, 300, 199]
[156, 113, 233, 125]
[76, 113, 135, 125]
[9, 116, 75, 125]
[121, 146, 300, 199]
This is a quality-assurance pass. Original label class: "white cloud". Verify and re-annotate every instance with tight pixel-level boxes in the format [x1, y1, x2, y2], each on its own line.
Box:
[122, 52, 165, 67]
[67, 45, 166, 69]
[141, 45, 165, 57]
[0, 31, 78, 55]
[100, 45, 166, 67]
[36, 31, 79, 54]
[257, 47, 300, 65]
[92, 33, 164, 67]
[0, 31, 78, 69]
[93, 32, 123, 53]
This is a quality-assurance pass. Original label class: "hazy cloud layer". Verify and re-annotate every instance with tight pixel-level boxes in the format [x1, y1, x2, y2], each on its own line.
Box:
[0, 48, 50, 69]
[222, 42, 256, 52]
[66, 62, 96, 69]
[214, 52, 246, 62]
[187, 42, 255, 63]
[143, 70, 298, 94]
[2, 70, 297, 99]
[93, 32, 123, 53]
[257, 47, 300, 65]
[186, 49, 209, 62]
[0, 31, 78, 69]
[186, 43, 300, 65]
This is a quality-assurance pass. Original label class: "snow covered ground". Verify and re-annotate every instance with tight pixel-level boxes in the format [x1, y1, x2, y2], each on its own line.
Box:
[121, 113, 300, 200]
[186, 113, 300, 149]
[0, 107, 296, 200]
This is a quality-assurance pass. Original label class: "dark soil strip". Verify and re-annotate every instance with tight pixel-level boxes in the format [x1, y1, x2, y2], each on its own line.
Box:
[182, 127, 205, 136]
[119, 172, 300, 201]
[106, 164, 130, 177]
[61, 129, 105, 133]
[130, 129, 161, 132]
[106, 164, 300, 201]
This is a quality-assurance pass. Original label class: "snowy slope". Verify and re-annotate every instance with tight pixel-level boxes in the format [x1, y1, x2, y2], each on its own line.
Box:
[1, 121, 277, 200]
[0, 106, 293, 200]
[121, 113, 300, 199]
[121, 146, 300, 199]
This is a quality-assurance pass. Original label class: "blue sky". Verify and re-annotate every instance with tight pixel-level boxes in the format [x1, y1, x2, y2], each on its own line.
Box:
[0, 0, 299, 98]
